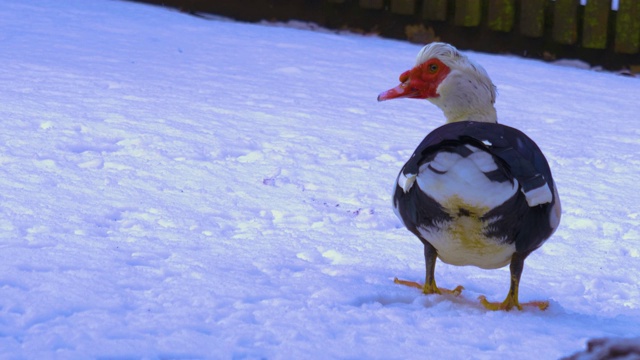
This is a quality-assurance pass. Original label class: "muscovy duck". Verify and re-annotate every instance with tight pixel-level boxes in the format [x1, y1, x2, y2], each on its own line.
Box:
[378, 42, 561, 311]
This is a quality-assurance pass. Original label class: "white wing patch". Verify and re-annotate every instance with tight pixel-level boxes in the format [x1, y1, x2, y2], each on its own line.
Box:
[468, 151, 498, 172]
[429, 152, 459, 173]
[417, 149, 518, 210]
[397, 172, 417, 193]
[522, 184, 553, 207]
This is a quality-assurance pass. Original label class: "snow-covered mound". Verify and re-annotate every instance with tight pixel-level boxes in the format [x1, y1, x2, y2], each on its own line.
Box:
[0, 0, 638, 358]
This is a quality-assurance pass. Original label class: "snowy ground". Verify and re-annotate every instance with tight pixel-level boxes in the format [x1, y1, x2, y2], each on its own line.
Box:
[1, 0, 639, 358]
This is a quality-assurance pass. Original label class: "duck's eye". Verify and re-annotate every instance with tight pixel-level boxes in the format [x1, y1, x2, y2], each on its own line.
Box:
[428, 63, 439, 73]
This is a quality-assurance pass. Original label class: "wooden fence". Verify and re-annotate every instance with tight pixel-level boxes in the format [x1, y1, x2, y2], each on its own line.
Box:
[130, 0, 640, 71]
[344, 0, 639, 53]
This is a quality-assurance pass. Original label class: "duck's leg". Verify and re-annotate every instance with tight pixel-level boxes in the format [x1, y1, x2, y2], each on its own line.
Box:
[421, 241, 441, 294]
[479, 252, 549, 311]
[394, 241, 463, 296]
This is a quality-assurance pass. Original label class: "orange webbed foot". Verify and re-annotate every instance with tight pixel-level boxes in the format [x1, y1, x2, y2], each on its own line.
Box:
[478, 295, 549, 311]
[394, 278, 464, 296]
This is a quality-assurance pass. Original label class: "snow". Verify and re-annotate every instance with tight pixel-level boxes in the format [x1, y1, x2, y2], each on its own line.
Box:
[1, 0, 639, 358]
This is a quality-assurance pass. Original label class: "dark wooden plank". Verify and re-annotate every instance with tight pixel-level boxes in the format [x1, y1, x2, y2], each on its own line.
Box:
[519, 0, 545, 37]
[488, 0, 515, 32]
[359, 0, 384, 9]
[454, 0, 482, 27]
[422, 0, 447, 21]
[615, 0, 640, 53]
[583, 0, 611, 49]
[553, 0, 579, 45]
[390, 0, 416, 15]
[405, 24, 441, 43]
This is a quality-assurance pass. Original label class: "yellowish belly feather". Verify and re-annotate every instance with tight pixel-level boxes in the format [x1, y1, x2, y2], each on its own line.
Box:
[418, 195, 515, 269]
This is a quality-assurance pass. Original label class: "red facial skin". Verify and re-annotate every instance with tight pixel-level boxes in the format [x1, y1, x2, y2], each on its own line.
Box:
[377, 58, 451, 101]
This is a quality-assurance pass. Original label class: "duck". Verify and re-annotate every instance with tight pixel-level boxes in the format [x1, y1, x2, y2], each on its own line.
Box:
[378, 42, 561, 311]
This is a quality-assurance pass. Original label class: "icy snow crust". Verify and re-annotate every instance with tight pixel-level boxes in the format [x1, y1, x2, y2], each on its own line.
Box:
[0, 0, 639, 358]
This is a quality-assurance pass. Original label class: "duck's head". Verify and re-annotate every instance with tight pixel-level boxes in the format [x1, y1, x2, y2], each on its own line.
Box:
[378, 42, 498, 124]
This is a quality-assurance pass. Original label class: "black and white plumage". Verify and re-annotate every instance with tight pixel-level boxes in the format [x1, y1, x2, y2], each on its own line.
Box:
[378, 42, 561, 310]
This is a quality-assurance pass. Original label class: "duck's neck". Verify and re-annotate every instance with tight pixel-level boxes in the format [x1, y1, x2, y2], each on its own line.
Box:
[441, 105, 497, 124]
[430, 71, 498, 124]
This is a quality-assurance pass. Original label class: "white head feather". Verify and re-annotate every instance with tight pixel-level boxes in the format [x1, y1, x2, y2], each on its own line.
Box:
[416, 43, 498, 123]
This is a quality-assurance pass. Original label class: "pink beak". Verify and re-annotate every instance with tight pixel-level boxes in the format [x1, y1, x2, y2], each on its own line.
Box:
[377, 69, 421, 101]
[377, 82, 421, 102]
